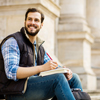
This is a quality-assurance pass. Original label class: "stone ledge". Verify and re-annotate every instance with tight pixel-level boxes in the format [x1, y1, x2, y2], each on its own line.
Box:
[0, 0, 60, 18]
[57, 32, 94, 44]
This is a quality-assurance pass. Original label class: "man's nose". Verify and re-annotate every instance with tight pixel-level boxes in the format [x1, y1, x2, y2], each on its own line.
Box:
[31, 20, 35, 24]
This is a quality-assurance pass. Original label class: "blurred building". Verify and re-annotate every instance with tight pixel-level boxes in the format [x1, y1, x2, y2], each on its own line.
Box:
[0, 0, 100, 91]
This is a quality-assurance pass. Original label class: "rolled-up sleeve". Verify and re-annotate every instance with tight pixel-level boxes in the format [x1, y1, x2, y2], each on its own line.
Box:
[1, 37, 20, 81]
[44, 52, 61, 67]
[44, 52, 51, 64]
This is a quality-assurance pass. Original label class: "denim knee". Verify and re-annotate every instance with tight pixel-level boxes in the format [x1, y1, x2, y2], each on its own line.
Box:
[54, 73, 66, 81]
[53, 73, 68, 87]
[70, 73, 83, 91]
[72, 73, 80, 80]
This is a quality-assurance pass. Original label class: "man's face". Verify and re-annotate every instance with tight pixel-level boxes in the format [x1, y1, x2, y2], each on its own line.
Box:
[25, 12, 42, 36]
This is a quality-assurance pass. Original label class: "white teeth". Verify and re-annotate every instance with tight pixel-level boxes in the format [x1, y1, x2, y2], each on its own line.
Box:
[30, 26, 36, 28]
[29, 27, 35, 29]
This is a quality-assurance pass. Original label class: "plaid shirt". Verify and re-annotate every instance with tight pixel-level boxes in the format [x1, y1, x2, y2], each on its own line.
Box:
[1, 37, 52, 81]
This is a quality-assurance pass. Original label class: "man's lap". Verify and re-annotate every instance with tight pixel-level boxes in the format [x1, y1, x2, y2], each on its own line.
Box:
[7, 74, 64, 100]
[6, 73, 81, 100]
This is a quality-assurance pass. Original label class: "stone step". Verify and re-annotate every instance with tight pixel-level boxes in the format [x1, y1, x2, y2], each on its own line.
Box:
[90, 96, 100, 100]
[1, 90, 100, 100]
[84, 89, 100, 100]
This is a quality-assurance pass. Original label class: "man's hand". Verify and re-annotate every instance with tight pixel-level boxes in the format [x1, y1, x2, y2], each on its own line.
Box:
[64, 67, 73, 80]
[41, 60, 58, 72]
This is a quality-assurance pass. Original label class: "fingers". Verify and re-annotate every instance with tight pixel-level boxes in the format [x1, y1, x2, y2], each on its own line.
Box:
[67, 69, 72, 75]
[65, 68, 73, 80]
[50, 60, 58, 70]
[67, 73, 73, 80]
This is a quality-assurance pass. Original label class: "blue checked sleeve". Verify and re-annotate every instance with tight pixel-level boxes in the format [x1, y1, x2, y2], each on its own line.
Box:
[43, 52, 61, 67]
[43, 52, 51, 64]
[1, 37, 20, 81]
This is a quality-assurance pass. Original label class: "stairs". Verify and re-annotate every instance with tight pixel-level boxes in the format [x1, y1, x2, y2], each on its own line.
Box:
[1, 90, 100, 100]
[84, 89, 100, 100]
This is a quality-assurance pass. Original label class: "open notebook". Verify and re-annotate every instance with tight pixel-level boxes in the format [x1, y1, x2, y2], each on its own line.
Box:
[39, 68, 68, 77]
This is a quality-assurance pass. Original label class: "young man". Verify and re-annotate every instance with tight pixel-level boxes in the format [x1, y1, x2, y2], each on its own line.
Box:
[0, 8, 82, 100]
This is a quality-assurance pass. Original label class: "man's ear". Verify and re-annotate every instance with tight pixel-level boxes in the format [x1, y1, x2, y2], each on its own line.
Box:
[24, 21, 25, 26]
[40, 22, 43, 28]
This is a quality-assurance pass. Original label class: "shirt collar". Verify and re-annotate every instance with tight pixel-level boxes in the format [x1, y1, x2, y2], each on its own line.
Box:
[34, 40, 36, 46]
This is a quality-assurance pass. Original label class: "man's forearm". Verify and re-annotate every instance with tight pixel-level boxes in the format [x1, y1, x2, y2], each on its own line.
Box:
[16, 66, 42, 79]
[16, 60, 58, 79]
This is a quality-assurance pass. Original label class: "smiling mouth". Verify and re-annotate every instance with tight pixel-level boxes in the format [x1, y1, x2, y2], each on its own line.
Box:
[28, 25, 37, 29]
[29, 27, 35, 30]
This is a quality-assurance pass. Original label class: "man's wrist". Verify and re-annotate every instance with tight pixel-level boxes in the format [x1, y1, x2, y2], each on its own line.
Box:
[37, 65, 43, 73]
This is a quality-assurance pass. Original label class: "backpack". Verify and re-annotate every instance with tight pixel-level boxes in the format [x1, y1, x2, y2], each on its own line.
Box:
[72, 89, 91, 100]
[52, 88, 91, 100]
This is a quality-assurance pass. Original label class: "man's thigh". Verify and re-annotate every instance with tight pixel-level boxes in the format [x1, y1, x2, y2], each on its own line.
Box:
[25, 75, 57, 100]
[7, 74, 64, 100]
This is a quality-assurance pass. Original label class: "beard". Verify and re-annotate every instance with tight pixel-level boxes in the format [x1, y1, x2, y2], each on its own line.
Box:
[25, 24, 40, 36]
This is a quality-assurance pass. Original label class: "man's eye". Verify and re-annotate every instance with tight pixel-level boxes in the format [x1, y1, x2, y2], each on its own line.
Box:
[35, 19, 39, 22]
[28, 18, 32, 21]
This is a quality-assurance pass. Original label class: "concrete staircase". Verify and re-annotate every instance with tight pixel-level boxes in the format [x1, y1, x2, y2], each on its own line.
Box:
[85, 89, 100, 100]
[90, 67, 100, 99]
[1, 90, 100, 100]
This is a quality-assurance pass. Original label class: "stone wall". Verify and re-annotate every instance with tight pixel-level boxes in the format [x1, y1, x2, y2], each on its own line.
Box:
[0, 0, 60, 57]
[57, 0, 97, 90]
[87, 0, 100, 74]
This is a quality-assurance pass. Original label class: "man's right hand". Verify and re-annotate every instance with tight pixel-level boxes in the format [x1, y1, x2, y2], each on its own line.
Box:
[41, 60, 58, 72]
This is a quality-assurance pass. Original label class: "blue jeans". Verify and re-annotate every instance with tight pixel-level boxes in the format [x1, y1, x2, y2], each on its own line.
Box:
[7, 73, 82, 100]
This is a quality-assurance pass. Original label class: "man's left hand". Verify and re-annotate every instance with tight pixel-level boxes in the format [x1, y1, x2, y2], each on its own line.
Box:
[64, 67, 73, 80]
